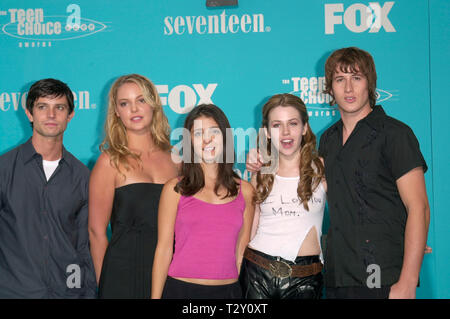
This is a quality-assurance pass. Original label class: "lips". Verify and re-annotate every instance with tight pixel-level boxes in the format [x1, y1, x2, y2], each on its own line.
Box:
[203, 146, 215, 152]
[280, 139, 294, 148]
[344, 96, 356, 103]
[130, 116, 143, 121]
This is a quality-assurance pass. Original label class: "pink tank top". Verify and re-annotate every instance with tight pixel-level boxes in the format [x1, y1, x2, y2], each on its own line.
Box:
[168, 183, 245, 279]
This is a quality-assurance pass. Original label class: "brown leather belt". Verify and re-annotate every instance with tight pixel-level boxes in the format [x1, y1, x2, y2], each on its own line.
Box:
[244, 248, 323, 279]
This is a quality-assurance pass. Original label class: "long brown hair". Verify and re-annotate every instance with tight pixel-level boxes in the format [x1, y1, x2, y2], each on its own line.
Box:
[99, 74, 171, 175]
[255, 93, 324, 211]
[175, 104, 239, 199]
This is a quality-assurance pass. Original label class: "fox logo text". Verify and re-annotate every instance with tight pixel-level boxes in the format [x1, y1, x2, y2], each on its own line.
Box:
[156, 84, 217, 114]
[325, 2, 395, 34]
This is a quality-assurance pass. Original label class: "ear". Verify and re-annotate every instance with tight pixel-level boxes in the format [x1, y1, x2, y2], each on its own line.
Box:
[302, 122, 308, 136]
[67, 110, 75, 123]
[25, 108, 34, 123]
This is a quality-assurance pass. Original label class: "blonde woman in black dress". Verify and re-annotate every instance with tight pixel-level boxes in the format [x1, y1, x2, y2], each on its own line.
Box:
[88, 74, 178, 298]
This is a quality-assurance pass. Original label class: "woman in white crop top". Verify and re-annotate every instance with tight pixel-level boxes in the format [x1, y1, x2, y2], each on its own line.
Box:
[240, 93, 327, 299]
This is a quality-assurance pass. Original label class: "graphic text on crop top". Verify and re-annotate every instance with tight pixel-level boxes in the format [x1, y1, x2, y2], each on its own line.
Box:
[249, 174, 326, 262]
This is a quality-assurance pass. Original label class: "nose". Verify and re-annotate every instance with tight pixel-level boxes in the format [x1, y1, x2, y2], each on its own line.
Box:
[47, 106, 56, 118]
[281, 123, 290, 136]
[344, 78, 353, 93]
[130, 102, 138, 112]
[203, 132, 213, 144]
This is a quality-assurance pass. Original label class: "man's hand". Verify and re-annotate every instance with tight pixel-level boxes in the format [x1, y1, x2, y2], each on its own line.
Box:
[246, 148, 263, 173]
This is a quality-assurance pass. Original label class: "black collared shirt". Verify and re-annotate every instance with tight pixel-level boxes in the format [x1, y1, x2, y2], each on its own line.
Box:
[0, 138, 97, 298]
[319, 105, 427, 288]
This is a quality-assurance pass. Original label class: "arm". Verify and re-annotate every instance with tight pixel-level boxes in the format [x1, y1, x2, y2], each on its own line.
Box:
[235, 181, 255, 274]
[249, 174, 260, 240]
[151, 178, 180, 299]
[250, 205, 261, 240]
[319, 156, 327, 193]
[76, 186, 98, 297]
[88, 153, 116, 284]
[389, 167, 430, 299]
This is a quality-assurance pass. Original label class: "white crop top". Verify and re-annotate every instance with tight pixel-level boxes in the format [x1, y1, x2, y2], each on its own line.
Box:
[249, 174, 326, 262]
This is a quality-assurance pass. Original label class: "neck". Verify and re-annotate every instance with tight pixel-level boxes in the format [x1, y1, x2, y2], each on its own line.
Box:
[31, 134, 63, 161]
[201, 162, 219, 186]
[277, 150, 301, 177]
[127, 130, 157, 154]
[339, 105, 373, 136]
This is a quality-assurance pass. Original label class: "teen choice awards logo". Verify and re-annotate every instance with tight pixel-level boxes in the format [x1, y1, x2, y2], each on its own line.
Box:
[1, 4, 108, 46]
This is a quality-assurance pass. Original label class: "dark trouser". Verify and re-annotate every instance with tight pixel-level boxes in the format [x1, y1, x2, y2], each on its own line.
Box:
[239, 248, 323, 299]
[326, 286, 391, 299]
[162, 276, 242, 299]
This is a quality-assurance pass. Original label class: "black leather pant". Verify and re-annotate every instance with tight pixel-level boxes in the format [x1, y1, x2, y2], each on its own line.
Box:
[239, 248, 323, 299]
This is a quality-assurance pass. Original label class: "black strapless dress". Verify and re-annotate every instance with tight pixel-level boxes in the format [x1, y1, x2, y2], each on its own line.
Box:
[98, 183, 163, 299]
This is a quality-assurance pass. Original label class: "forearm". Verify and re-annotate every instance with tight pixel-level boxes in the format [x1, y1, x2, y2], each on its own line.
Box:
[88, 231, 109, 284]
[398, 205, 430, 286]
[151, 246, 173, 299]
[236, 225, 252, 275]
[236, 241, 247, 275]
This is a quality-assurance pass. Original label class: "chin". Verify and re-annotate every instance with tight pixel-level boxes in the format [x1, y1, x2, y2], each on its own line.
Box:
[279, 148, 301, 159]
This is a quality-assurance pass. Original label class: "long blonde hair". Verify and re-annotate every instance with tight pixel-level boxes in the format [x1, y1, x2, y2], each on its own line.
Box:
[100, 74, 171, 174]
[255, 93, 324, 211]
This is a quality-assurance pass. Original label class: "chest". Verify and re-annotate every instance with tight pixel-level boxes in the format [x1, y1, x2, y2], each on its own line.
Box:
[176, 194, 244, 233]
[4, 162, 85, 225]
[193, 186, 237, 205]
[260, 178, 325, 218]
[323, 127, 397, 194]
[119, 152, 178, 185]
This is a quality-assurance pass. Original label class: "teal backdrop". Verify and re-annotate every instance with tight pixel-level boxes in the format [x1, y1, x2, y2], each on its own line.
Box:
[0, 0, 448, 298]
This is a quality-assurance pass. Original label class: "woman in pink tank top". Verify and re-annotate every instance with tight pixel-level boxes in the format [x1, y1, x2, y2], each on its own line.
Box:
[151, 104, 255, 299]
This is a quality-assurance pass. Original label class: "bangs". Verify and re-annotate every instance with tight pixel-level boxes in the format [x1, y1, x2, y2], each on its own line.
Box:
[336, 59, 368, 76]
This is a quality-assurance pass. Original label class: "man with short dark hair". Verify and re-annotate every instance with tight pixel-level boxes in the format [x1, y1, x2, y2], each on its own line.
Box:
[0, 78, 97, 298]
[319, 47, 430, 299]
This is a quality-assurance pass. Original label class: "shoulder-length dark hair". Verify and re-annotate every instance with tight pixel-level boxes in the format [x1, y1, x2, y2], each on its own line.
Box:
[174, 104, 239, 199]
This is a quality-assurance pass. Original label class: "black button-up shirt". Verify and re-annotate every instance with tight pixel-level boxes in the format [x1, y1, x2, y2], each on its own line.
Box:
[0, 138, 97, 298]
[319, 105, 427, 288]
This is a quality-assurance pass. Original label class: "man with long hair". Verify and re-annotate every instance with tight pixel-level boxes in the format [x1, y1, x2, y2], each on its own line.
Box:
[319, 47, 430, 299]
[247, 47, 430, 299]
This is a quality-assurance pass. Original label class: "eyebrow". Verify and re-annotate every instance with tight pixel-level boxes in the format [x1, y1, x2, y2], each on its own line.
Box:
[192, 126, 220, 131]
[35, 102, 68, 107]
[270, 118, 299, 122]
[118, 95, 145, 101]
